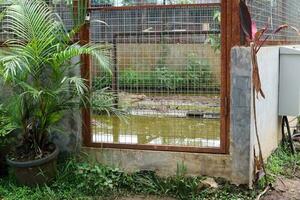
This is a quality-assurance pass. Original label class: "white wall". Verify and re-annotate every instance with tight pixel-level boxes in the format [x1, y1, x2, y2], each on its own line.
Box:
[252, 46, 282, 159]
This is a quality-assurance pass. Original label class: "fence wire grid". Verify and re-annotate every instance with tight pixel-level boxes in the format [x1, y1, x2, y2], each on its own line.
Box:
[90, 0, 220, 7]
[247, 0, 300, 41]
[0, 0, 299, 150]
[0, 1, 224, 149]
[90, 4, 222, 148]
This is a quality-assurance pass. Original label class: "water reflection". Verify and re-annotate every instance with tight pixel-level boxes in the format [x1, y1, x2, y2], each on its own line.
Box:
[92, 115, 220, 148]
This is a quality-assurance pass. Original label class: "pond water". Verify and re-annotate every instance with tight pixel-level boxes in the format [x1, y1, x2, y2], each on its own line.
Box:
[92, 115, 220, 148]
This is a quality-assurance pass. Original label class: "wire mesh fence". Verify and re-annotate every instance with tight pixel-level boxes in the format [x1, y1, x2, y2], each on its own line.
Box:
[0, 3, 13, 42]
[0, 0, 299, 150]
[90, 4, 222, 148]
[0, 0, 76, 42]
[0, 0, 223, 149]
[246, 0, 300, 41]
[90, 0, 220, 7]
[50, 1, 75, 31]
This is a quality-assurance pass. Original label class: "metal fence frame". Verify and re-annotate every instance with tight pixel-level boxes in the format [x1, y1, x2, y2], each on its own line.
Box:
[0, 1, 297, 154]
[0, 0, 239, 155]
[80, 0, 300, 154]
[80, 0, 241, 154]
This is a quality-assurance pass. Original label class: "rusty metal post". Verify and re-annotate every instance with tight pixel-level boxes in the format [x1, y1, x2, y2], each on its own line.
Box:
[220, 0, 242, 154]
[78, 0, 92, 147]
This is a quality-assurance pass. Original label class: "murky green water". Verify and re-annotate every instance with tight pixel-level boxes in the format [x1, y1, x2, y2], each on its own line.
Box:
[92, 115, 220, 148]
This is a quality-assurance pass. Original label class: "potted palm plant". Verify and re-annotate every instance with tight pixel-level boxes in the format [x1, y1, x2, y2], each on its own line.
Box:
[0, 0, 109, 186]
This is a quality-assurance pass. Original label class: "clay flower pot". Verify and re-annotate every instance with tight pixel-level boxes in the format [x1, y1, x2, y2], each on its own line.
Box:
[6, 144, 59, 186]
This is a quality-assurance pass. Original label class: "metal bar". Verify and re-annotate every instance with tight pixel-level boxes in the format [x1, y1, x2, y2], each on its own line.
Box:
[115, 30, 220, 36]
[79, 0, 92, 147]
[225, 0, 242, 153]
[88, 3, 221, 11]
[88, 2, 224, 153]
[87, 143, 224, 154]
[107, 30, 220, 45]
[219, 0, 242, 154]
[84, 0, 299, 154]
[263, 40, 300, 45]
[219, 0, 228, 154]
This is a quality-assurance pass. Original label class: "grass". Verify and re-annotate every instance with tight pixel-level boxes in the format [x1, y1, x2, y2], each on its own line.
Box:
[0, 145, 298, 200]
[0, 156, 256, 200]
[262, 144, 300, 184]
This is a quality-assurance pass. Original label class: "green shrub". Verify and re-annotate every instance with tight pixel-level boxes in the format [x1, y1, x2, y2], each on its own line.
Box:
[92, 55, 219, 93]
[0, 105, 14, 138]
[92, 75, 112, 90]
[0, 0, 110, 159]
[206, 10, 221, 53]
[153, 66, 177, 90]
[261, 145, 300, 185]
[119, 70, 140, 88]
[0, 104, 15, 148]
[185, 54, 214, 88]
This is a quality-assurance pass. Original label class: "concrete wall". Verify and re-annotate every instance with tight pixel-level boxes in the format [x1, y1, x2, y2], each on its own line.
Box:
[81, 45, 291, 187]
[83, 47, 251, 184]
[230, 47, 253, 186]
[251, 46, 282, 160]
[51, 56, 82, 154]
[84, 147, 232, 179]
[51, 110, 82, 154]
[116, 44, 221, 77]
[82, 46, 285, 187]
[231, 46, 289, 186]
[81, 48, 247, 186]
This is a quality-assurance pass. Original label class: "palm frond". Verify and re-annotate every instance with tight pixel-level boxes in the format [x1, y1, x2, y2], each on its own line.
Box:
[5, 0, 60, 43]
[63, 76, 88, 96]
[92, 88, 127, 120]
[51, 44, 111, 73]
[0, 55, 29, 81]
[0, 0, 114, 156]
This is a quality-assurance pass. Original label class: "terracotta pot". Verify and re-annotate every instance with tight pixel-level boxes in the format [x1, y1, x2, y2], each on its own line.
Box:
[7, 145, 59, 186]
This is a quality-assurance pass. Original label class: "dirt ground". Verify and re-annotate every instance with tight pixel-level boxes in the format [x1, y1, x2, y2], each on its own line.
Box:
[262, 177, 300, 200]
[116, 196, 175, 200]
[100, 195, 175, 200]
[114, 177, 300, 200]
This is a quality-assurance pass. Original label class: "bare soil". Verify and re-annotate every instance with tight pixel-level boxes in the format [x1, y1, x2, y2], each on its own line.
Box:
[262, 177, 300, 200]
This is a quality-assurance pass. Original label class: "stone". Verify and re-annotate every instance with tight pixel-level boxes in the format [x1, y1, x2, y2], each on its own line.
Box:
[197, 177, 219, 190]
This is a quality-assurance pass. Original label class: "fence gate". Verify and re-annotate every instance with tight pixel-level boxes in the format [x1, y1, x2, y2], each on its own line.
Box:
[83, 0, 228, 153]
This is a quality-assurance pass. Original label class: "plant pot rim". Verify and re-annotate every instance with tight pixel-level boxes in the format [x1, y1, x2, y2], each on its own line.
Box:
[6, 144, 59, 168]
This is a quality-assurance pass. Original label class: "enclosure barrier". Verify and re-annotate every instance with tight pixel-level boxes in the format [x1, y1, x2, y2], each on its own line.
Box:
[247, 0, 300, 42]
[0, 0, 298, 155]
